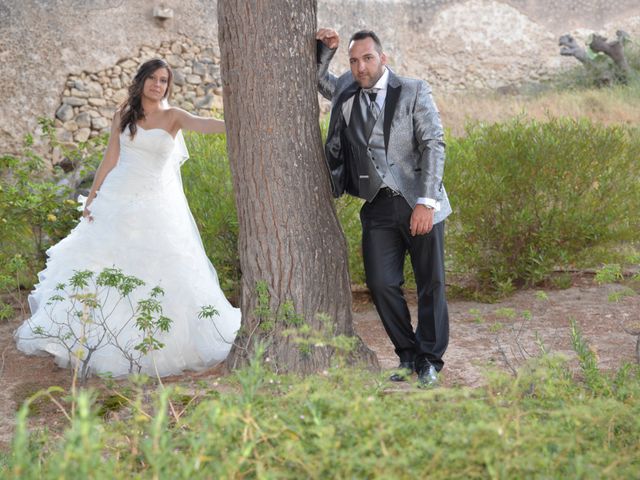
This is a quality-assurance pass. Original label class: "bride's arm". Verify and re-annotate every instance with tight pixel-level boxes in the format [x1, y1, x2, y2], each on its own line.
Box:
[172, 108, 225, 134]
[83, 112, 122, 219]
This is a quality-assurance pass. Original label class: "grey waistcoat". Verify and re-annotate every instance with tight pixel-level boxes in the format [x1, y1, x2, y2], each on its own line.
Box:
[345, 93, 399, 202]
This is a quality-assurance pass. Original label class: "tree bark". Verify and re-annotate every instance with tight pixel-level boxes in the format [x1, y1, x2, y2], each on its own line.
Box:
[558, 34, 590, 65]
[589, 33, 631, 82]
[218, 0, 377, 373]
[558, 33, 622, 86]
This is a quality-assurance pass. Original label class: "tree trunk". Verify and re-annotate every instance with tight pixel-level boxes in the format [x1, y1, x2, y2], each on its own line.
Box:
[589, 33, 631, 83]
[218, 0, 378, 373]
[558, 34, 590, 65]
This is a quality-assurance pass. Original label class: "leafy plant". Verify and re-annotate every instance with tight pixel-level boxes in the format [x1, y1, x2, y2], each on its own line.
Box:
[494, 307, 517, 320]
[608, 287, 636, 303]
[550, 272, 573, 289]
[569, 318, 609, 394]
[535, 290, 549, 302]
[1, 140, 78, 263]
[0, 254, 29, 321]
[0, 119, 107, 290]
[19, 267, 173, 383]
[595, 263, 624, 284]
[468, 308, 485, 324]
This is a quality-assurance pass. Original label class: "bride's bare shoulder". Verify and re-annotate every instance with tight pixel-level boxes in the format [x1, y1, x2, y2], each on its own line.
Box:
[167, 106, 189, 118]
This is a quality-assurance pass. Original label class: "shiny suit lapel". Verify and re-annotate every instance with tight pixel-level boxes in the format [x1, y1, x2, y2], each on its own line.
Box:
[336, 81, 359, 121]
[384, 72, 401, 152]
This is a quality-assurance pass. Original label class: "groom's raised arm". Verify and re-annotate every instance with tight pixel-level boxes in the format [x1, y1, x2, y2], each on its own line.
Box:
[316, 28, 340, 100]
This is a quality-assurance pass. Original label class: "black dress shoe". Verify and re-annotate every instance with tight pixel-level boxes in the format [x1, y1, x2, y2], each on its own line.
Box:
[389, 361, 415, 382]
[417, 364, 438, 388]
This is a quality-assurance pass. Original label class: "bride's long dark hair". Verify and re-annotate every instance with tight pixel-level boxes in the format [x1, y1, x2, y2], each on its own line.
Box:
[119, 58, 173, 138]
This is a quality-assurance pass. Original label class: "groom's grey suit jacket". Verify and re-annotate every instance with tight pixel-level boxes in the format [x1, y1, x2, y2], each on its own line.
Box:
[317, 44, 452, 224]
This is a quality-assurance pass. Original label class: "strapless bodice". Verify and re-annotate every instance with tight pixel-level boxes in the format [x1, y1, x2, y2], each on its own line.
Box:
[95, 127, 182, 199]
[118, 127, 177, 177]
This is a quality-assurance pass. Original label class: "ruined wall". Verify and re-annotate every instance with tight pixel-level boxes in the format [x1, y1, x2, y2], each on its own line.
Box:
[318, 0, 640, 90]
[0, 0, 219, 152]
[1, 0, 639, 153]
[52, 40, 222, 145]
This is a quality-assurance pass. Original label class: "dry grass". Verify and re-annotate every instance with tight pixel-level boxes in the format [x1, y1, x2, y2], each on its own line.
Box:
[437, 84, 640, 136]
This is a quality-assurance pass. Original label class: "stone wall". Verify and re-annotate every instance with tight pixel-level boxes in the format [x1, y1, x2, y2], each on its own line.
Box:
[2, 0, 640, 153]
[0, 0, 219, 154]
[54, 39, 223, 144]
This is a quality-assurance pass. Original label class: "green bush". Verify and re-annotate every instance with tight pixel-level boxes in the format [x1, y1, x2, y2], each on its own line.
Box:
[335, 195, 365, 284]
[446, 117, 640, 295]
[0, 119, 107, 280]
[0, 120, 107, 319]
[182, 132, 240, 300]
[1, 140, 77, 269]
[7, 349, 640, 478]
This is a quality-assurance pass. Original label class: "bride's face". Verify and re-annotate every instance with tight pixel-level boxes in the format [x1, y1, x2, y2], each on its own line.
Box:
[143, 68, 170, 101]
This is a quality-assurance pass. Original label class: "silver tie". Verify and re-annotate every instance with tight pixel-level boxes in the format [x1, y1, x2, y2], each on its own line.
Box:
[364, 89, 380, 120]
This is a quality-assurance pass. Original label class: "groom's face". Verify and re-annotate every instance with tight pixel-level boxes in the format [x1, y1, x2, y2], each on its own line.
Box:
[348, 37, 386, 89]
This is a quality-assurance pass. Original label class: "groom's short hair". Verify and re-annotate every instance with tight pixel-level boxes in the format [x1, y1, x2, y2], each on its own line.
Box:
[349, 30, 383, 53]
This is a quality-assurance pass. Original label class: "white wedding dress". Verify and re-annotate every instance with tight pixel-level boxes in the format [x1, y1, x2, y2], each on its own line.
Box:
[15, 127, 240, 377]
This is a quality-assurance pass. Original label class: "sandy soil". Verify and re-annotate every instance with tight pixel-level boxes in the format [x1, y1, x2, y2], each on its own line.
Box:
[1, 276, 638, 450]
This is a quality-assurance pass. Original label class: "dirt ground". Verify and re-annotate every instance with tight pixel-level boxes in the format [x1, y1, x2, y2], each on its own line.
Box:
[1, 275, 638, 450]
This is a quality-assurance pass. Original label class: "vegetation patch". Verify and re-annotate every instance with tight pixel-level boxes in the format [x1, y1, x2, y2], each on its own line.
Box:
[446, 117, 640, 297]
[5, 327, 640, 478]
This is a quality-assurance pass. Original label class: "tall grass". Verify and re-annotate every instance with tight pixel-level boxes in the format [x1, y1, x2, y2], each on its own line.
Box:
[439, 81, 640, 137]
[7, 349, 640, 478]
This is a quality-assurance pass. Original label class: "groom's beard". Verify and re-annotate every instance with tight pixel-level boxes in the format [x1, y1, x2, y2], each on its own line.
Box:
[356, 68, 384, 89]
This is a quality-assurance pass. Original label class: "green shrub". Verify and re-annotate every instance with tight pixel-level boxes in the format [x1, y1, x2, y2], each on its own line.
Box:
[0, 121, 107, 321]
[335, 194, 365, 284]
[181, 132, 240, 300]
[0, 119, 107, 283]
[446, 117, 640, 295]
[595, 263, 624, 284]
[1, 140, 78, 271]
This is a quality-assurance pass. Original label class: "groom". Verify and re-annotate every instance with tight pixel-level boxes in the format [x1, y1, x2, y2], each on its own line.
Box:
[316, 28, 451, 387]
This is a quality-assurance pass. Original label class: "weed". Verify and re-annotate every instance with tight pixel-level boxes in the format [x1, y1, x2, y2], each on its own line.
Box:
[595, 263, 624, 284]
[608, 287, 636, 303]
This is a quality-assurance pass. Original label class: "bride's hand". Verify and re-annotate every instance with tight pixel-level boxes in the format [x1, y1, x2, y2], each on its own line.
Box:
[83, 207, 94, 222]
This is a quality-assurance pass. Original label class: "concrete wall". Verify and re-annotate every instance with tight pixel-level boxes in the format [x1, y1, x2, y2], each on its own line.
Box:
[1, 0, 639, 153]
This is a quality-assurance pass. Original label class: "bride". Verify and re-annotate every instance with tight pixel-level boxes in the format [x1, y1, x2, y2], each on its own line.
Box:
[15, 58, 240, 377]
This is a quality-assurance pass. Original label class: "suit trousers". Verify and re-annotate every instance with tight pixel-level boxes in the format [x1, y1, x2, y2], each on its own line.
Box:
[360, 194, 449, 371]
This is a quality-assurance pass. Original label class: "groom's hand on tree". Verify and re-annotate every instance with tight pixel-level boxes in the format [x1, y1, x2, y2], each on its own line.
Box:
[316, 28, 339, 49]
[410, 205, 434, 236]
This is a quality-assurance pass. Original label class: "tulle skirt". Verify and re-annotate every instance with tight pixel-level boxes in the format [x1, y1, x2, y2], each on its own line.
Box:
[15, 162, 240, 378]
